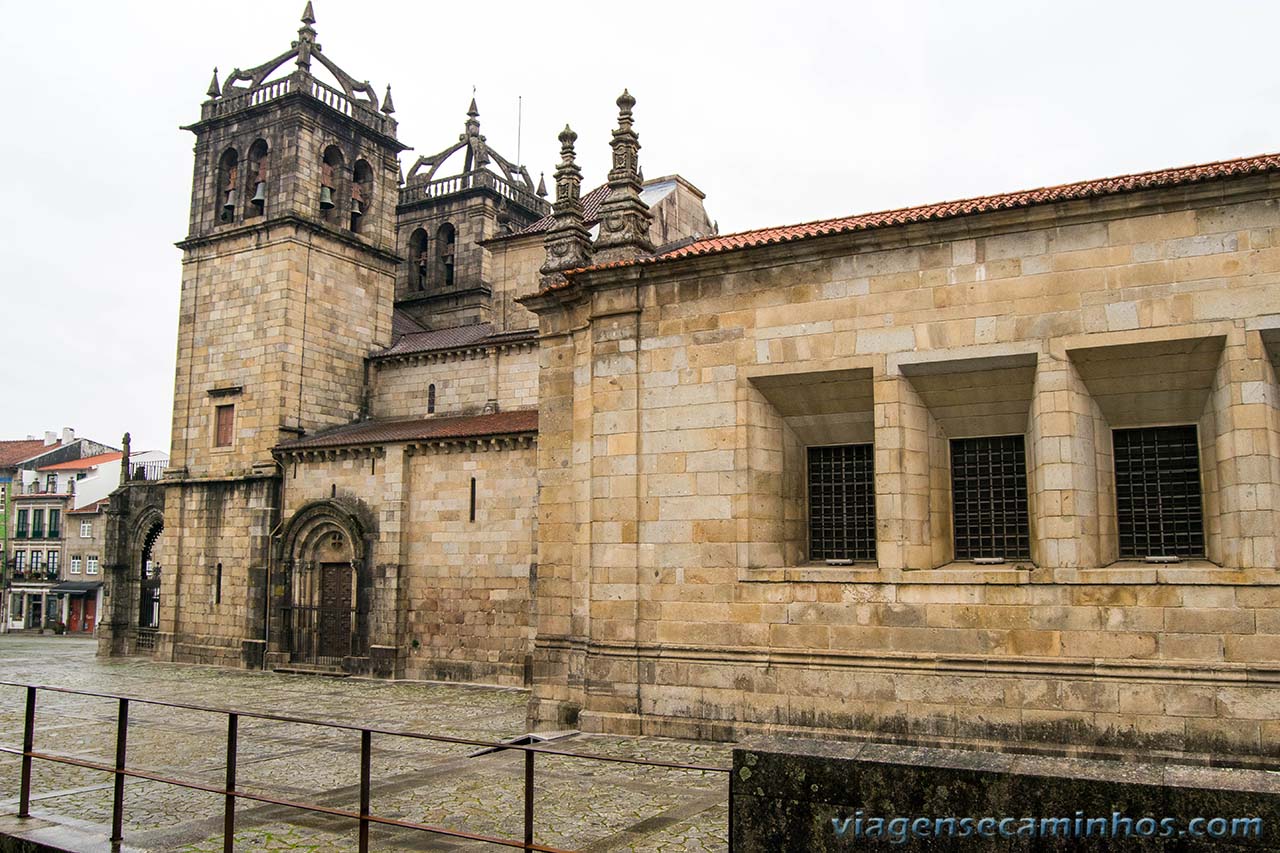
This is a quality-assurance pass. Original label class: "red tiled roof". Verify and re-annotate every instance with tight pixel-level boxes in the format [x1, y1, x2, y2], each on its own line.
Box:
[275, 410, 538, 451]
[391, 308, 426, 339]
[374, 322, 536, 359]
[514, 184, 613, 236]
[551, 150, 1280, 284]
[0, 440, 59, 468]
[38, 452, 123, 471]
[68, 498, 110, 515]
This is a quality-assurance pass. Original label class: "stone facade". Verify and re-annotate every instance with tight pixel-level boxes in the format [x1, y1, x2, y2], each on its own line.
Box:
[110, 5, 1280, 766]
[522, 169, 1280, 761]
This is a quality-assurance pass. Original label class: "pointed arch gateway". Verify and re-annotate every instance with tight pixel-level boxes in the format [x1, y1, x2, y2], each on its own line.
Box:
[276, 499, 372, 668]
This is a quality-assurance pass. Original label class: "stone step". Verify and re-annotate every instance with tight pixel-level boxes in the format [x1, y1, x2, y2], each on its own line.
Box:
[272, 665, 350, 678]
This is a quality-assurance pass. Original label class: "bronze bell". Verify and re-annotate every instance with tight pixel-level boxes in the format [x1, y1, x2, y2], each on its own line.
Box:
[251, 181, 267, 206]
[319, 186, 334, 210]
[222, 189, 237, 214]
[351, 198, 363, 217]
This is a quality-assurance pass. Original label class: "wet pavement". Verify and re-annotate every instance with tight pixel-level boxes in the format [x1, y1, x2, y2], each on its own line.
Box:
[0, 635, 729, 851]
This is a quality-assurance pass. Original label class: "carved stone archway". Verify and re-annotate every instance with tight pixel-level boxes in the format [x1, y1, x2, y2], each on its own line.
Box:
[273, 499, 374, 670]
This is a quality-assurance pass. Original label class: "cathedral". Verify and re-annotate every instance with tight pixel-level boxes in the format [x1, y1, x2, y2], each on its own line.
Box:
[102, 4, 1280, 763]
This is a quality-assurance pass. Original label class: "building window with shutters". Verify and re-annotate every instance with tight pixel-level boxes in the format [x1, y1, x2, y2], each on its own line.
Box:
[47, 551, 58, 573]
[1113, 425, 1205, 559]
[86, 555, 99, 575]
[71, 555, 82, 575]
[807, 444, 876, 562]
[81, 520, 92, 538]
[31, 509, 44, 540]
[48, 509, 60, 539]
[15, 510, 27, 539]
[215, 404, 235, 448]
[950, 435, 1031, 561]
[14, 551, 24, 571]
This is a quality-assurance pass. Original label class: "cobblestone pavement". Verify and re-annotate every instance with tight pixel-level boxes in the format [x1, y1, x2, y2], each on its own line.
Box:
[0, 636, 730, 851]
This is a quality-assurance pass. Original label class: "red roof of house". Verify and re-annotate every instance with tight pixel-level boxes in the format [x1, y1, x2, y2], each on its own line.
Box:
[0, 439, 60, 468]
[546, 150, 1280, 287]
[38, 452, 123, 471]
[68, 498, 110, 515]
[276, 409, 538, 451]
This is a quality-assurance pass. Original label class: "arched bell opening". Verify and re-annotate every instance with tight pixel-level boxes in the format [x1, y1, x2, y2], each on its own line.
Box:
[319, 145, 346, 222]
[246, 139, 270, 217]
[216, 147, 240, 223]
[350, 158, 373, 232]
[436, 221, 456, 287]
[408, 227, 429, 291]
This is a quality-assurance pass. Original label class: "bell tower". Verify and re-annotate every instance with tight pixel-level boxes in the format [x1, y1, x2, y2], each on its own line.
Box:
[172, 3, 407, 478]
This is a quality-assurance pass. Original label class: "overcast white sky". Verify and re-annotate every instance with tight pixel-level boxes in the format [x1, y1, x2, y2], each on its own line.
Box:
[2, 1, 1278, 453]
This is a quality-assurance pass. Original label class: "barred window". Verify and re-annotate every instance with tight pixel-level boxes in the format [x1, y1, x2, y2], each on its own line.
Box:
[807, 444, 876, 561]
[950, 435, 1030, 561]
[1114, 426, 1204, 559]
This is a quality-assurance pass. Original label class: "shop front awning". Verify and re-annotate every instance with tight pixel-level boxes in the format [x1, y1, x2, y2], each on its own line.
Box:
[49, 581, 103, 596]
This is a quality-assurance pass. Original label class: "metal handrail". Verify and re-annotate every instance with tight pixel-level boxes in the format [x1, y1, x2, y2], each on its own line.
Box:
[1, 681, 730, 852]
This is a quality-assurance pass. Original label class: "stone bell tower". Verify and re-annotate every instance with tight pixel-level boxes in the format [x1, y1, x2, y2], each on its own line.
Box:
[151, 3, 407, 666]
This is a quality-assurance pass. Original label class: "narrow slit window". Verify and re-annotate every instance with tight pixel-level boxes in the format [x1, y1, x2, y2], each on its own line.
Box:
[807, 444, 876, 561]
[1114, 425, 1204, 559]
[215, 563, 223, 604]
[469, 477, 477, 523]
[428, 384, 436, 414]
[950, 435, 1031, 561]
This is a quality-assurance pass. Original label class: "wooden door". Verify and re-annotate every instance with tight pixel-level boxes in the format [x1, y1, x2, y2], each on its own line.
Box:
[83, 597, 96, 632]
[68, 599, 83, 633]
[317, 563, 352, 659]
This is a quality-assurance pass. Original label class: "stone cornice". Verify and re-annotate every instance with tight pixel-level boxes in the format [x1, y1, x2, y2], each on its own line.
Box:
[371, 338, 537, 369]
[176, 212, 403, 265]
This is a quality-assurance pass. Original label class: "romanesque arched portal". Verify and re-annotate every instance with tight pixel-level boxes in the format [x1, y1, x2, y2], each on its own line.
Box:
[276, 500, 371, 668]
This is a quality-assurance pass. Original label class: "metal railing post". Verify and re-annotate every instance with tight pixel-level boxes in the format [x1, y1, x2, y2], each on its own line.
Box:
[358, 729, 371, 853]
[17, 686, 35, 818]
[110, 698, 129, 844]
[223, 713, 238, 853]
[524, 749, 535, 850]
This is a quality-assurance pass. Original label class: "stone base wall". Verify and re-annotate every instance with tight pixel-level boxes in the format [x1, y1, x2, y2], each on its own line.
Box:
[731, 737, 1280, 851]
[162, 476, 277, 668]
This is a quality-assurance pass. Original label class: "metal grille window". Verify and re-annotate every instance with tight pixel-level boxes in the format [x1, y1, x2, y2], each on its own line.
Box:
[807, 444, 876, 561]
[951, 435, 1031, 560]
[1114, 426, 1204, 559]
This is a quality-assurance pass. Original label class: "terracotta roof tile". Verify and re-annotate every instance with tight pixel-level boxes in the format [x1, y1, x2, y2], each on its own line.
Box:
[513, 184, 613, 236]
[38, 452, 123, 471]
[276, 410, 538, 451]
[68, 498, 110, 515]
[391, 309, 427, 339]
[374, 322, 536, 359]
[550, 150, 1280, 285]
[0, 440, 60, 468]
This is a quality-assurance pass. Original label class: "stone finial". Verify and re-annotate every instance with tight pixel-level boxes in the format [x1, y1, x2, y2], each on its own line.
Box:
[206, 67, 221, 99]
[120, 432, 132, 487]
[536, 172, 548, 198]
[539, 124, 593, 285]
[294, 2, 320, 71]
[382, 84, 395, 115]
[592, 89, 654, 262]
